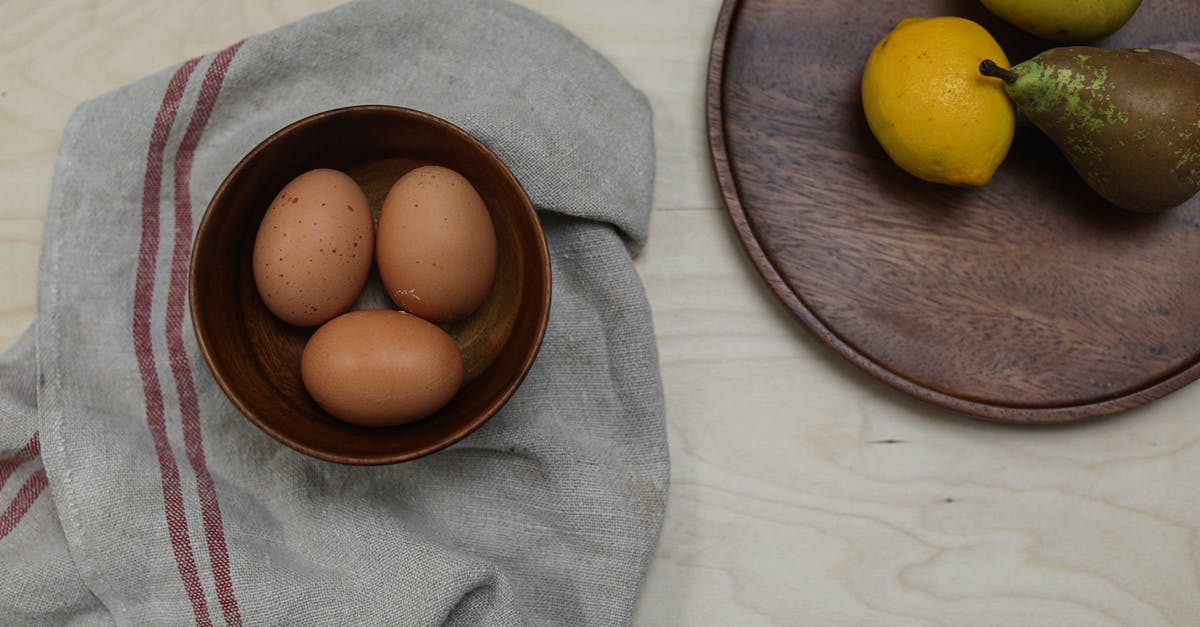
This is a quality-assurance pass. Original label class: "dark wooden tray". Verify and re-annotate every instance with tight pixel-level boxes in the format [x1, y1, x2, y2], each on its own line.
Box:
[707, 0, 1200, 423]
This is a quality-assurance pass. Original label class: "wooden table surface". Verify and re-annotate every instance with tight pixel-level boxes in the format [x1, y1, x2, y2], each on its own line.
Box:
[3, 1, 1198, 625]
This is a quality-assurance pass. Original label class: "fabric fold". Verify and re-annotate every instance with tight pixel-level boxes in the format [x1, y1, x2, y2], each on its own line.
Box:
[1, 0, 667, 624]
[0, 325, 109, 624]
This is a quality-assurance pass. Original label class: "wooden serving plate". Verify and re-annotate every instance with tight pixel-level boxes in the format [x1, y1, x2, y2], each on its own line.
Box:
[707, 0, 1200, 422]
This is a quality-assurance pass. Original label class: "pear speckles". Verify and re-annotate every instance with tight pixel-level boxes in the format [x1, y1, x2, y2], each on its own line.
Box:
[987, 46, 1200, 212]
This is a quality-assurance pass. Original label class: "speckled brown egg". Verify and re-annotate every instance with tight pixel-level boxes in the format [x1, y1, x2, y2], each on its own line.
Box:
[376, 165, 497, 323]
[300, 309, 464, 427]
[252, 169, 374, 326]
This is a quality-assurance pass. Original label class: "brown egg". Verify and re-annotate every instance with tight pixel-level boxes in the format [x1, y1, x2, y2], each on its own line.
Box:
[252, 169, 374, 326]
[300, 310, 464, 427]
[376, 165, 497, 323]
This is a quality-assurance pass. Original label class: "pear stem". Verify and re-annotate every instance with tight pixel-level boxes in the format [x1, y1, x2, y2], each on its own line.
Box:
[979, 59, 1017, 83]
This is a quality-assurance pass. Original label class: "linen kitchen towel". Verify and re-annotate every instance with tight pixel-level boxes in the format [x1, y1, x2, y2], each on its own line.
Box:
[0, 0, 666, 624]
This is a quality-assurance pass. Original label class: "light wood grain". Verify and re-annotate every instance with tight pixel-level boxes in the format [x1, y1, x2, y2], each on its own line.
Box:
[3, 1, 1200, 625]
[637, 208, 1200, 625]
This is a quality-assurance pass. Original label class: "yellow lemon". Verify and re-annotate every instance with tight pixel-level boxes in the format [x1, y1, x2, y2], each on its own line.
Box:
[862, 16, 1015, 187]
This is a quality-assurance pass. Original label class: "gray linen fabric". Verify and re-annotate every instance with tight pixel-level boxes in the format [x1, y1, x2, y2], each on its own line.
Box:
[0, 0, 667, 624]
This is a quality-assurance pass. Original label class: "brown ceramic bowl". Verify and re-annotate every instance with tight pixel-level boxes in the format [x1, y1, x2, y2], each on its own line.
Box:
[190, 106, 551, 465]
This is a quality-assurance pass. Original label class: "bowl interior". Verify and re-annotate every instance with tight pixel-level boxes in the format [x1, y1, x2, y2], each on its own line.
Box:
[191, 106, 550, 464]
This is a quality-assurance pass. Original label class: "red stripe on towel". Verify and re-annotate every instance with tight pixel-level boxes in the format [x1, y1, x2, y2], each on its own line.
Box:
[0, 433, 40, 494]
[134, 56, 214, 627]
[168, 40, 245, 627]
[0, 468, 48, 541]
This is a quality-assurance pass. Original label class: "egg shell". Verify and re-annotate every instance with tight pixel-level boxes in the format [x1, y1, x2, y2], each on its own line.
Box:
[252, 169, 374, 327]
[300, 309, 464, 427]
[376, 165, 498, 323]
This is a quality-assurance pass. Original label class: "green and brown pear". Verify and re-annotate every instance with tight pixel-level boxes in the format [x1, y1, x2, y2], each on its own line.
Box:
[980, 47, 1200, 212]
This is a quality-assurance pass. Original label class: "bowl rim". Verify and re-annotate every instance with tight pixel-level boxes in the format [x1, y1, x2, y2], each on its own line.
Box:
[189, 104, 551, 465]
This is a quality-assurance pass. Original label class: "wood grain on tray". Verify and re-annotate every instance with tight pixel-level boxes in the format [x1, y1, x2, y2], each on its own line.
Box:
[708, 0, 1200, 422]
